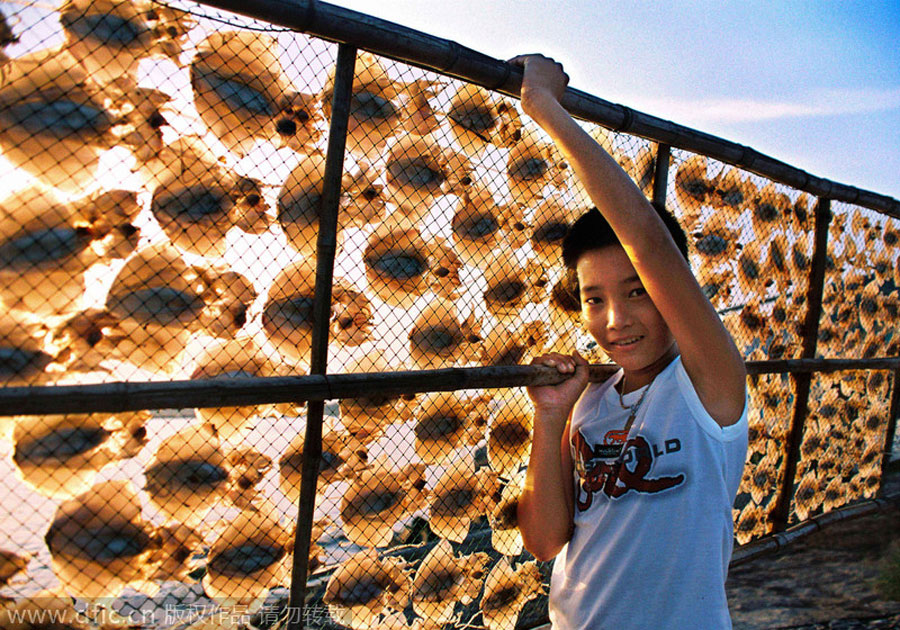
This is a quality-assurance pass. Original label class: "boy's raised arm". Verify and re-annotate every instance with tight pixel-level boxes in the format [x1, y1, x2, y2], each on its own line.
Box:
[509, 54, 746, 427]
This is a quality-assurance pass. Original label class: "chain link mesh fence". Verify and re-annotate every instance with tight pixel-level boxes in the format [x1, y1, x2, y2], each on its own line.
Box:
[0, 1, 898, 629]
[790, 371, 892, 520]
[735, 372, 795, 543]
[669, 150, 813, 363]
[820, 203, 899, 361]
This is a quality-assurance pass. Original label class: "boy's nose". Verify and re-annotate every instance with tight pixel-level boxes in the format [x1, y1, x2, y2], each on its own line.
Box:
[606, 301, 631, 329]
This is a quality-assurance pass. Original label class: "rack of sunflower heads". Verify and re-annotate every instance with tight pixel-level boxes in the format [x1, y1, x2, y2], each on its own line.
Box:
[0, 0, 898, 628]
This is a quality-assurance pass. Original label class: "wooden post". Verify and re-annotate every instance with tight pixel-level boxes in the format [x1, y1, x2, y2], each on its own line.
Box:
[771, 198, 832, 530]
[881, 367, 900, 492]
[286, 42, 356, 630]
[651, 143, 670, 209]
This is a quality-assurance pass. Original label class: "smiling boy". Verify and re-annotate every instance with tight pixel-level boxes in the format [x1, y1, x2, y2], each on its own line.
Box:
[512, 54, 749, 629]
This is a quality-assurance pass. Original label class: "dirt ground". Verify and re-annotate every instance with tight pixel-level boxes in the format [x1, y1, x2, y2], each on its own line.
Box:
[727, 471, 900, 630]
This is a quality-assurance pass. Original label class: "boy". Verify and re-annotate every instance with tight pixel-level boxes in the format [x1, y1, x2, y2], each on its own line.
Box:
[511, 54, 749, 629]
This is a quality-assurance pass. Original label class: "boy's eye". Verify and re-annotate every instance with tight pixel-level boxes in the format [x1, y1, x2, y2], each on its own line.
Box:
[583, 296, 602, 305]
[629, 287, 647, 298]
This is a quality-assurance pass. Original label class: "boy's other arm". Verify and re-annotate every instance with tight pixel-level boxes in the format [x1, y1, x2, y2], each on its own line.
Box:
[519, 352, 586, 561]
[510, 54, 746, 427]
[518, 411, 575, 561]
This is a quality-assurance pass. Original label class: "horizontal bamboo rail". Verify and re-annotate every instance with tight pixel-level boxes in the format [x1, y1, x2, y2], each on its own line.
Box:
[731, 494, 899, 567]
[2, 358, 898, 417]
[0, 365, 617, 416]
[198, 0, 900, 217]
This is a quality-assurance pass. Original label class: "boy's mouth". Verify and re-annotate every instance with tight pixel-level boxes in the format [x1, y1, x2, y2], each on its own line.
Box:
[610, 336, 643, 348]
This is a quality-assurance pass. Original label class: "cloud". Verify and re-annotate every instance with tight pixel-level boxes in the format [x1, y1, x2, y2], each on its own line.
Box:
[628, 87, 900, 126]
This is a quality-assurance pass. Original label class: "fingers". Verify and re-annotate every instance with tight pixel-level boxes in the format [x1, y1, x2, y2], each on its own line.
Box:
[506, 53, 566, 73]
[531, 351, 582, 373]
[572, 350, 589, 367]
[507, 54, 548, 66]
[507, 54, 570, 100]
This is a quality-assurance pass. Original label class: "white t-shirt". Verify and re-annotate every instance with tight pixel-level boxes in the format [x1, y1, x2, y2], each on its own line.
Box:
[548, 356, 748, 630]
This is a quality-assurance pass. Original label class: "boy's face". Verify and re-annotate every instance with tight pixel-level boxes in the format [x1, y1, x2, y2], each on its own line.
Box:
[577, 245, 675, 377]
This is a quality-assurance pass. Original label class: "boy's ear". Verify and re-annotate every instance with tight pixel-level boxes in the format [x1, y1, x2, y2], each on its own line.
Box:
[565, 269, 581, 300]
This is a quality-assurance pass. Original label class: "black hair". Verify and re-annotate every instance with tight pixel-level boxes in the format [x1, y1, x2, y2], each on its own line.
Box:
[560, 201, 689, 295]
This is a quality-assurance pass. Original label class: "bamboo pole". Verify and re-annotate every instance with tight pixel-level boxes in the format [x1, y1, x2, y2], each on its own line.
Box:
[0, 364, 617, 416]
[771, 198, 832, 531]
[731, 496, 896, 567]
[747, 357, 900, 373]
[6, 358, 900, 417]
[797, 199, 832, 362]
[287, 43, 356, 630]
[651, 143, 671, 208]
[881, 368, 900, 489]
[195, 0, 900, 217]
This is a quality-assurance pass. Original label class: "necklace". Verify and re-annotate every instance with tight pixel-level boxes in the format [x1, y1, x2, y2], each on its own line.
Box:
[617, 374, 651, 434]
[610, 374, 653, 470]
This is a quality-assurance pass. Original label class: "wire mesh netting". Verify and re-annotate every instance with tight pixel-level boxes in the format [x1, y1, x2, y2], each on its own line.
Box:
[734, 372, 795, 543]
[0, 0, 898, 629]
[669, 149, 813, 362]
[820, 203, 899, 360]
[790, 371, 892, 522]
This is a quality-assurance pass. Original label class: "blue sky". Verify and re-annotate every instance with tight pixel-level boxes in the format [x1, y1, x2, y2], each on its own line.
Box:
[337, 0, 900, 201]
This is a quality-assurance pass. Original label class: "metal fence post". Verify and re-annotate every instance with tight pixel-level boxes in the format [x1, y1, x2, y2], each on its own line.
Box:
[771, 197, 832, 530]
[286, 42, 357, 630]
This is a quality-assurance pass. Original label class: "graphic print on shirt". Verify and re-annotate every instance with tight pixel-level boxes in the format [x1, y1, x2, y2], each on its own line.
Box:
[573, 427, 685, 512]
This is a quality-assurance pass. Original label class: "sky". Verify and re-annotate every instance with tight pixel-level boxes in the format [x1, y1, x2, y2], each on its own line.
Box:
[334, 0, 900, 202]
